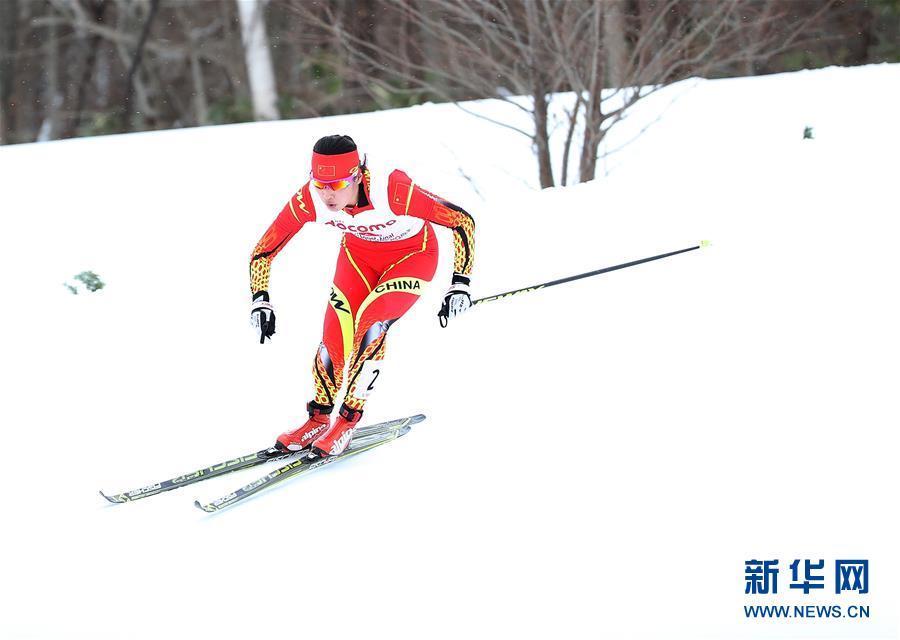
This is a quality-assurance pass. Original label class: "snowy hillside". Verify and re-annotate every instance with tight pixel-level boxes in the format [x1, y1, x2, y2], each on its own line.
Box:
[1, 64, 898, 640]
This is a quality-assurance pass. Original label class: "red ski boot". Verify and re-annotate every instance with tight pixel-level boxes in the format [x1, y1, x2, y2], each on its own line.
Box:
[275, 402, 332, 451]
[311, 404, 362, 457]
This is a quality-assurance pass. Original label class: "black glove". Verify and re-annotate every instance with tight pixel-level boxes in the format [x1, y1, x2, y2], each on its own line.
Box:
[438, 274, 472, 328]
[250, 290, 276, 343]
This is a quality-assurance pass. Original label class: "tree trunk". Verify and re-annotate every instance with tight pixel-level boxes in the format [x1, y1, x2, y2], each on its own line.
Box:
[561, 98, 582, 187]
[123, 0, 161, 132]
[415, 0, 447, 99]
[189, 51, 210, 125]
[578, 96, 604, 183]
[63, 0, 108, 139]
[524, 0, 555, 189]
[236, 0, 280, 120]
[533, 84, 555, 189]
[37, 15, 63, 142]
[604, 0, 628, 88]
[579, 4, 605, 183]
[0, 0, 20, 144]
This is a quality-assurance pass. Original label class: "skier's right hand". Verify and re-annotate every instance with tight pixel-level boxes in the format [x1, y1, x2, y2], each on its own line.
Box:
[250, 291, 276, 344]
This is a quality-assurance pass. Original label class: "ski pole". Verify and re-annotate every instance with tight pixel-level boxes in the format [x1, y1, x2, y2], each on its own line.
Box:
[438, 242, 707, 327]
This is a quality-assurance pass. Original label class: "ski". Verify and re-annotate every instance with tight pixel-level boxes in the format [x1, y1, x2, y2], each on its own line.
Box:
[194, 416, 419, 513]
[100, 414, 424, 504]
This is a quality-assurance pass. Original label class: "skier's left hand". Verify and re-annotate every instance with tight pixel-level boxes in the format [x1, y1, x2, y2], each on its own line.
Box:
[438, 274, 471, 327]
[251, 290, 276, 343]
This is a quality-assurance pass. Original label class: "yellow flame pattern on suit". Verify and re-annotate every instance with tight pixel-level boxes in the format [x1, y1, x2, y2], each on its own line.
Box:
[343, 276, 426, 412]
[312, 348, 340, 406]
[409, 183, 474, 277]
[452, 210, 475, 275]
[249, 188, 311, 294]
[345, 334, 387, 411]
[250, 256, 272, 294]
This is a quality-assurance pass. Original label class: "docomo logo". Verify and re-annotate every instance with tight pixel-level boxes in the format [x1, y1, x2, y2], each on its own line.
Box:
[325, 219, 397, 234]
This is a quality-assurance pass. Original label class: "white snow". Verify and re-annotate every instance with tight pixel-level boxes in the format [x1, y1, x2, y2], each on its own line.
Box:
[0, 63, 898, 640]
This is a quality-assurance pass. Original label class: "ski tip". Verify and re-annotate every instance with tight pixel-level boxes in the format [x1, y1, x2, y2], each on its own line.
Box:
[409, 413, 426, 424]
[699, 239, 712, 248]
[99, 490, 123, 504]
[194, 500, 214, 513]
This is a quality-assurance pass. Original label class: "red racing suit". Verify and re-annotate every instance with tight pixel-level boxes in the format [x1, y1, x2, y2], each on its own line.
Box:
[250, 166, 475, 418]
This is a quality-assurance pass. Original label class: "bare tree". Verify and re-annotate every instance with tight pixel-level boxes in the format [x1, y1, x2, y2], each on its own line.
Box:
[0, 0, 886, 147]
[236, 0, 279, 120]
[289, 0, 563, 187]
[291, 0, 836, 188]
[570, 0, 837, 182]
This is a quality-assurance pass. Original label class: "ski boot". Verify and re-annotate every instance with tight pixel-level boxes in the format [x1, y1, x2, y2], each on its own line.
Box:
[275, 402, 333, 451]
[311, 404, 363, 457]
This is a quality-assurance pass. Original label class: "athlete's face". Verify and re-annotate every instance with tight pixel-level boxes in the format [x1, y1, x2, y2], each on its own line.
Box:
[317, 175, 361, 211]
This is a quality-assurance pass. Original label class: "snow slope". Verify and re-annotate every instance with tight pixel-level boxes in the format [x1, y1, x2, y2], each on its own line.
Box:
[0, 64, 898, 639]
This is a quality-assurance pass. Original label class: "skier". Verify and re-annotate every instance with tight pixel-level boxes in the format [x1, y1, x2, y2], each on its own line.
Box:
[249, 135, 475, 457]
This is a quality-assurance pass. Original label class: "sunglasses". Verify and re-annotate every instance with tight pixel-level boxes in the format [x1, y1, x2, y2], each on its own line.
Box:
[310, 174, 356, 191]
